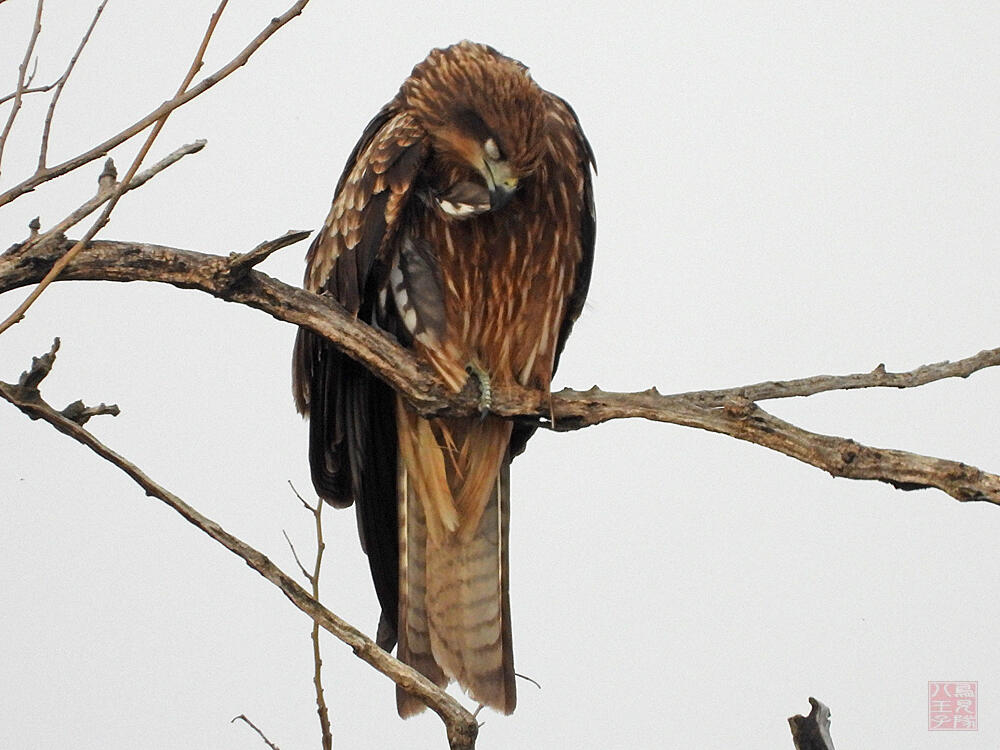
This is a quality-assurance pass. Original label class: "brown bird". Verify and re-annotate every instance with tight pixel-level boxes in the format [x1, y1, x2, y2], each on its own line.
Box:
[293, 40, 595, 717]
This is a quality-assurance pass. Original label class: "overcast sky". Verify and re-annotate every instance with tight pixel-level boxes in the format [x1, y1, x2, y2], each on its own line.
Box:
[2, 2, 1000, 749]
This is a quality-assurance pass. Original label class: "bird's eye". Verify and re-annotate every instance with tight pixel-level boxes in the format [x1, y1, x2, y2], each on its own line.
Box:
[484, 137, 501, 161]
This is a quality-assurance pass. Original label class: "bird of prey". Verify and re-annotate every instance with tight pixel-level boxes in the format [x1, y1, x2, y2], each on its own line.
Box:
[293, 40, 595, 717]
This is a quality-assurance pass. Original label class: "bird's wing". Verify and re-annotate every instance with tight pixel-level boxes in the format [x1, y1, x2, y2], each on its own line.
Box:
[549, 94, 597, 366]
[509, 93, 597, 458]
[293, 104, 429, 646]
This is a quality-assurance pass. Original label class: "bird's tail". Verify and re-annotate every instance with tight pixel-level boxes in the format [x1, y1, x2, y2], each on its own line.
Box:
[395, 398, 516, 717]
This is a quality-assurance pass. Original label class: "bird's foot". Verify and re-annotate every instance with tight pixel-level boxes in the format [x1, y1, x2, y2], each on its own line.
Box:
[466, 362, 492, 419]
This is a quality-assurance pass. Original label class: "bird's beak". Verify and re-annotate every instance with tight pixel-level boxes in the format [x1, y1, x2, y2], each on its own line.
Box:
[482, 159, 519, 211]
[490, 181, 517, 211]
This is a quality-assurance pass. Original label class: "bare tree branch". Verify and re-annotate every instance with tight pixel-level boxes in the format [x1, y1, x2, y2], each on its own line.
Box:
[282, 529, 313, 583]
[0, 0, 231, 336]
[0, 82, 57, 106]
[0, 0, 310, 209]
[288, 479, 317, 513]
[24, 57, 39, 90]
[0, 0, 44, 175]
[676, 352, 1000, 408]
[0, 236, 453, 413]
[279, 482, 334, 747]
[37, 0, 108, 170]
[304, 492, 333, 750]
[644, 394, 1000, 503]
[0, 344, 480, 750]
[231, 714, 282, 750]
[17, 142, 206, 257]
[2, 236, 999, 506]
[0, 296, 870, 750]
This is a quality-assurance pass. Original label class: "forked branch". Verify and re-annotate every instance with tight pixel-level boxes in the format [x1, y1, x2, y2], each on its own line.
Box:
[36, 0, 109, 170]
[0, 0, 231, 334]
[0, 343, 479, 750]
[284, 483, 334, 750]
[0, 0, 311, 209]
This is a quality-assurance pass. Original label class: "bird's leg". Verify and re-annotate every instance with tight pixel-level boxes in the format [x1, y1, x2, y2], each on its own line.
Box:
[466, 362, 492, 419]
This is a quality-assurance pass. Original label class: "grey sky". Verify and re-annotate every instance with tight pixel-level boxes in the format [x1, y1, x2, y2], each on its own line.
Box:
[2, 2, 999, 748]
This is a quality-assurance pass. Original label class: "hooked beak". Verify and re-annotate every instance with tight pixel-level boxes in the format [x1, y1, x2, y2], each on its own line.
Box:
[489, 181, 517, 211]
[482, 159, 519, 211]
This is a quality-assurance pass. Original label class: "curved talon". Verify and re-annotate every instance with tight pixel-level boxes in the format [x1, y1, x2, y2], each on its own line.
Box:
[466, 363, 492, 419]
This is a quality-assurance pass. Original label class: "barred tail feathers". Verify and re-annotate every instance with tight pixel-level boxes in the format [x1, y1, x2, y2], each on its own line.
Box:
[395, 398, 516, 716]
[396, 460, 447, 717]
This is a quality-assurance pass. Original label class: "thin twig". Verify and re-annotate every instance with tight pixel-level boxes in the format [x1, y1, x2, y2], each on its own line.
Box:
[288, 479, 316, 512]
[284, 481, 333, 747]
[37, 0, 108, 170]
[0, 0, 44, 176]
[676, 353, 1000, 408]
[514, 672, 542, 690]
[282, 529, 313, 582]
[0, 347, 480, 750]
[0, 83, 57, 106]
[0, 0, 311, 209]
[231, 715, 281, 750]
[24, 57, 39, 90]
[18, 141, 206, 255]
[303, 494, 333, 750]
[0, 0, 229, 336]
[285, 479, 333, 747]
[227, 232, 311, 278]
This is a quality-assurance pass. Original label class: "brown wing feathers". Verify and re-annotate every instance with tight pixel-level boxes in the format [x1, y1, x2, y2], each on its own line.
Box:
[293, 106, 430, 649]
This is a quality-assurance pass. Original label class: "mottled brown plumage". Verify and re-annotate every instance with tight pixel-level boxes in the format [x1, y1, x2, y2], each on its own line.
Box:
[293, 40, 595, 716]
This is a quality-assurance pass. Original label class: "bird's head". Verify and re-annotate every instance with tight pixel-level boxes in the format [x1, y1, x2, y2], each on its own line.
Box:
[401, 41, 547, 216]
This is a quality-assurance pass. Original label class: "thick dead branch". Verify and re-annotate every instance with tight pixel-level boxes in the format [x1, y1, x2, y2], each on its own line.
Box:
[0, 236, 457, 414]
[0, 0, 310, 209]
[2, 237, 999, 505]
[0, 344, 479, 750]
[539, 388, 1000, 502]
